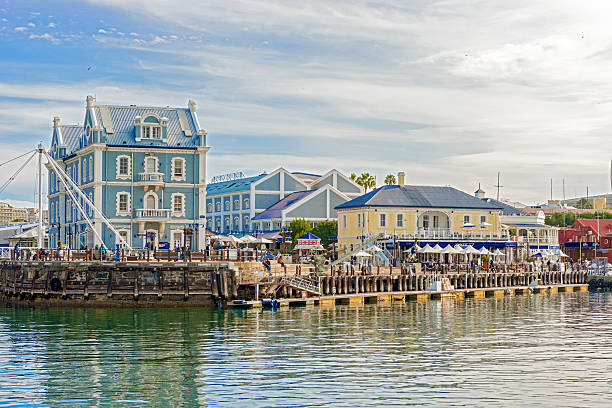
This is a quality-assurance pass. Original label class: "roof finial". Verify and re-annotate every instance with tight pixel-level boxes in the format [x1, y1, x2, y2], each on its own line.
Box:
[86, 95, 95, 108]
[53, 116, 60, 128]
[188, 99, 197, 112]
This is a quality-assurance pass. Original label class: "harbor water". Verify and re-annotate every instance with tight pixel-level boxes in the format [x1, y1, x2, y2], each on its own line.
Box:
[1, 292, 611, 407]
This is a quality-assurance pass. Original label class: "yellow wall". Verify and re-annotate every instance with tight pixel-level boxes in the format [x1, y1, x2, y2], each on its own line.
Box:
[337, 206, 502, 256]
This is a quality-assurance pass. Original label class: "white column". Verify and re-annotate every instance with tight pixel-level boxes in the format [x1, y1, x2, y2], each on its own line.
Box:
[197, 147, 208, 250]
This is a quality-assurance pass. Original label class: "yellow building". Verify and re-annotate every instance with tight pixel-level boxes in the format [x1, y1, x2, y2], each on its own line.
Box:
[335, 173, 505, 256]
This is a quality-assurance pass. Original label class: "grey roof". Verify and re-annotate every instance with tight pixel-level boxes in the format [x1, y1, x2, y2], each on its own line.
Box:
[482, 198, 528, 215]
[253, 190, 315, 220]
[206, 174, 267, 195]
[335, 185, 503, 210]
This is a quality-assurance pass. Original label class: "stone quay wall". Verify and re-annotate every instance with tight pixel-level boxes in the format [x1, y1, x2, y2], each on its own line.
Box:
[0, 261, 238, 308]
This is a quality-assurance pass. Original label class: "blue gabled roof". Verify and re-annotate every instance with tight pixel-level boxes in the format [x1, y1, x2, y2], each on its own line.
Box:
[299, 232, 320, 240]
[252, 190, 315, 220]
[335, 185, 503, 210]
[206, 174, 267, 195]
[97, 105, 199, 148]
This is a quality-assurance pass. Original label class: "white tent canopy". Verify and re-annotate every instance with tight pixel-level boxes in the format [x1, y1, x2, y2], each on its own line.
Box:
[252, 237, 273, 244]
[354, 250, 372, 258]
[240, 235, 257, 243]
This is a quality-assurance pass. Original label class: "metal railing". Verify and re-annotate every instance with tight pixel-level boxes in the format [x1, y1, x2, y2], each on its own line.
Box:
[280, 276, 321, 295]
[135, 208, 171, 218]
[138, 172, 164, 182]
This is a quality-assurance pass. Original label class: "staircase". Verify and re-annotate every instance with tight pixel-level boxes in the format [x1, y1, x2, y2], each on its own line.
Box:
[280, 276, 321, 295]
[328, 233, 385, 269]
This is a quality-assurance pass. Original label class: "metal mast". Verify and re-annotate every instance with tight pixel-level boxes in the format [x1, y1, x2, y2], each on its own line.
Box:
[37, 143, 44, 248]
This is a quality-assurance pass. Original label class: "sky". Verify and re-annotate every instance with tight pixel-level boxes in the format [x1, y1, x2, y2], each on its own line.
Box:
[0, 0, 611, 207]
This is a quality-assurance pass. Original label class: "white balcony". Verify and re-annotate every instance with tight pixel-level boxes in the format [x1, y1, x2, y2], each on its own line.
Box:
[138, 172, 164, 183]
[135, 208, 171, 219]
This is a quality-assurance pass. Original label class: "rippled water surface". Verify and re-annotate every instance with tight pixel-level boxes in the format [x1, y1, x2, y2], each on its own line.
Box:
[1, 292, 612, 407]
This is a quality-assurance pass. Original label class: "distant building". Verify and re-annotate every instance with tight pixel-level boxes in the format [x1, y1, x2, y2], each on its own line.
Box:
[47, 96, 209, 250]
[0, 203, 39, 226]
[559, 219, 612, 262]
[205, 168, 363, 234]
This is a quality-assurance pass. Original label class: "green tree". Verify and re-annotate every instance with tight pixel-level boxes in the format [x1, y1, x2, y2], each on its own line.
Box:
[355, 172, 376, 193]
[311, 220, 338, 246]
[350, 173, 357, 181]
[384, 174, 396, 185]
[577, 198, 593, 209]
[289, 218, 311, 248]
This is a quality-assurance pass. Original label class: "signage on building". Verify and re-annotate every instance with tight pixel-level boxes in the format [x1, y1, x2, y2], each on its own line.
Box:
[210, 171, 245, 184]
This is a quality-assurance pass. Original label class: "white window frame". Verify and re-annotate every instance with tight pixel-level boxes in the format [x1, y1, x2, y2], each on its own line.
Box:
[224, 201, 230, 211]
[463, 215, 471, 224]
[379, 213, 386, 228]
[396, 213, 404, 228]
[142, 125, 162, 140]
[234, 199, 240, 210]
[207, 219, 212, 229]
[171, 157, 186, 181]
[233, 216, 240, 229]
[170, 229, 184, 248]
[143, 191, 159, 210]
[243, 198, 250, 209]
[89, 156, 93, 181]
[171, 193, 186, 217]
[244, 216, 250, 229]
[342, 214, 347, 229]
[117, 229, 131, 247]
[225, 218, 231, 228]
[116, 192, 131, 216]
[116, 155, 131, 180]
[88, 192, 93, 217]
[207, 203, 213, 213]
[215, 202, 221, 212]
[357, 213, 362, 228]
[144, 156, 158, 174]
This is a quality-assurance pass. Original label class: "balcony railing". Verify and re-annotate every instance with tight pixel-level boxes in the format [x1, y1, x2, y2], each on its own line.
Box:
[138, 172, 164, 182]
[379, 229, 510, 241]
[135, 208, 171, 218]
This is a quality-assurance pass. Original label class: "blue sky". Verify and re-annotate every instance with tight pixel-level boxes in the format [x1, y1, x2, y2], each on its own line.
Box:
[0, 0, 611, 207]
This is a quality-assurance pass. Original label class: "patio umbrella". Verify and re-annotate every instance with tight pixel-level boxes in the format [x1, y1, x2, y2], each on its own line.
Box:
[354, 250, 372, 258]
[418, 244, 433, 253]
[441, 244, 460, 254]
[493, 249, 505, 257]
[464, 245, 480, 254]
[479, 247, 491, 255]
[240, 235, 257, 243]
[253, 237, 273, 244]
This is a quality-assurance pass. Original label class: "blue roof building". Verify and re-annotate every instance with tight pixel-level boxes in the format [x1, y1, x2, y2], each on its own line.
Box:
[206, 168, 363, 234]
[47, 96, 210, 250]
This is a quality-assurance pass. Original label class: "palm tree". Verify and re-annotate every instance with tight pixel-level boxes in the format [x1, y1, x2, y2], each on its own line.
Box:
[384, 174, 396, 185]
[350, 173, 357, 181]
[356, 172, 376, 193]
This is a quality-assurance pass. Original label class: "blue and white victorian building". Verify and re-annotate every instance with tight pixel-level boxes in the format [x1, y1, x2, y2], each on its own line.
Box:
[47, 96, 209, 250]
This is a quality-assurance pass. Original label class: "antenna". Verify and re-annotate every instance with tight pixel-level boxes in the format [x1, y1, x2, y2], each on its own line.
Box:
[494, 172, 503, 201]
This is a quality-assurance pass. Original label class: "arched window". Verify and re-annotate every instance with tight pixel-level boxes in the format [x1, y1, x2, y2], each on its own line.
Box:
[207, 203, 213, 213]
[224, 201, 230, 211]
[215, 202, 221, 212]
[144, 193, 158, 209]
[89, 156, 93, 180]
[243, 198, 250, 209]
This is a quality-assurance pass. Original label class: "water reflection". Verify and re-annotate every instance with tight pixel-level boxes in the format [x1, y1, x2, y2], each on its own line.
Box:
[1, 292, 610, 407]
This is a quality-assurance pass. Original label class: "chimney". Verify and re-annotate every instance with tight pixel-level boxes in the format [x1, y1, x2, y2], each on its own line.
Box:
[188, 99, 197, 112]
[86, 95, 95, 108]
[53, 116, 60, 128]
[397, 172, 405, 187]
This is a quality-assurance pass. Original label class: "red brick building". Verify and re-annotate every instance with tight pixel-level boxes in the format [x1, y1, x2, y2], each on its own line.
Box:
[558, 219, 612, 262]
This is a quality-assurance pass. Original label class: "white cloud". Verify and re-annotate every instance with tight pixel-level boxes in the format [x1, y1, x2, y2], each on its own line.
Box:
[28, 33, 60, 44]
[47, 22, 56, 28]
[13, 26, 27, 32]
[27, 22, 35, 27]
[98, 28, 108, 34]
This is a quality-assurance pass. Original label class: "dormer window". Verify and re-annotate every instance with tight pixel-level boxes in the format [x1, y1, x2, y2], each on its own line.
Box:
[135, 114, 167, 142]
